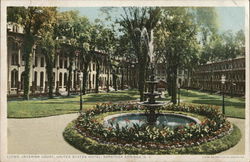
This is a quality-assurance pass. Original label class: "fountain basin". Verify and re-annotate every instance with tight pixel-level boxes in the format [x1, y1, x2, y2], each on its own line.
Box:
[103, 113, 200, 129]
[138, 101, 167, 107]
[144, 92, 162, 96]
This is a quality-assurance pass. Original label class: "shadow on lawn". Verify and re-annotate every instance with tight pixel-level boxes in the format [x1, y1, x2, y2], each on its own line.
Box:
[84, 94, 137, 102]
[180, 90, 218, 98]
[191, 99, 245, 108]
[32, 101, 81, 105]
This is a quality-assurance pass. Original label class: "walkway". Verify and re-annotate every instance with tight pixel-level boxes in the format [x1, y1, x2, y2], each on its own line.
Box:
[8, 113, 83, 154]
[8, 114, 245, 154]
[217, 118, 245, 155]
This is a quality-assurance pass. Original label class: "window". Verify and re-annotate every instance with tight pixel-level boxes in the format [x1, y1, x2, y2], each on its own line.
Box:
[110, 77, 112, 86]
[12, 25, 18, 33]
[11, 54, 18, 65]
[34, 71, 37, 86]
[12, 25, 15, 32]
[53, 59, 56, 68]
[11, 69, 18, 88]
[21, 72, 25, 90]
[35, 57, 38, 67]
[59, 59, 63, 68]
[64, 73, 67, 87]
[88, 74, 91, 88]
[92, 74, 95, 86]
[40, 72, 44, 88]
[21, 54, 25, 66]
[11, 42, 18, 50]
[59, 73, 62, 87]
[53, 72, 55, 83]
[40, 57, 44, 67]
[64, 59, 68, 69]
[93, 63, 95, 71]
[89, 64, 91, 71]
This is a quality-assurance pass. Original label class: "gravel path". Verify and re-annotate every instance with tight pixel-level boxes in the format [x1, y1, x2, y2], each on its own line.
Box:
[8, 113, 83, 154]
[8, 114, 245, 155]
[217, 118, 245, 155]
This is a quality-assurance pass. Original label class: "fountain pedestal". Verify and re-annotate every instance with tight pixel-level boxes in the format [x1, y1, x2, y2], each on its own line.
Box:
[139, 75, 166, 125]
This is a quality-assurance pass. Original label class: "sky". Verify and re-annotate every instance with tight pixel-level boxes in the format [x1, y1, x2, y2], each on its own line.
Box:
[58, 7, 245, 33]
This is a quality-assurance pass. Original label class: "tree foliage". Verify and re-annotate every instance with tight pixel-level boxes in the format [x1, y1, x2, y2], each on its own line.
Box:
[7, 7, 57, 100]
[119, 7, 161, 101]
[154, 7, 200, 103]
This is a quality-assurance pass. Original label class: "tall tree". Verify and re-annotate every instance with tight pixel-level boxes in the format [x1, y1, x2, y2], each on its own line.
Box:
[154, 7, 199, 104]
[194, 7, 219, 46]
[39, 33, 57, 98]
[119, 7, 161, 101]
[37, 9, 58, 98]
[78, 33, 91, 95]
[7, 7, 57, 100]
[56, 11, 90, 96]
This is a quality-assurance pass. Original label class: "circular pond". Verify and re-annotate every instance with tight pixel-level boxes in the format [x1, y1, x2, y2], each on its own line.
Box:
[104, 113, 200, 129]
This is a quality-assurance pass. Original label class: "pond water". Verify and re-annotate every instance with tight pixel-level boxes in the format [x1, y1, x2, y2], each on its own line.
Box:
[104, 113, 199, 129]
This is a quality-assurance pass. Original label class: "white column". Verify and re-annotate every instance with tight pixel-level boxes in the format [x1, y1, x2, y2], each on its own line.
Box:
[57, 55, 59, 81]
[62, 72, 64, 89]
[67, 56, 69, 69]
[72, 71, 74, 88]
[29, 49, 34, 86]
[8, 49, 11, 92]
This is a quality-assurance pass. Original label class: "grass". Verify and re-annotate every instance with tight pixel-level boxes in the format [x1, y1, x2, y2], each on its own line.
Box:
[7, 90, 140, 118]
[175, 89, 245, 119]
[7, 89, 245, 118]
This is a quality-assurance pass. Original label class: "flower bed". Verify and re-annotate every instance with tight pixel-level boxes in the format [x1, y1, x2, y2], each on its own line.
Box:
[71, 103, 233, 150]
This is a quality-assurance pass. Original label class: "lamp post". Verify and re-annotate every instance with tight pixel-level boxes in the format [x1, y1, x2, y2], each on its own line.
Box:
[221, 75, 226, 114]
[79, 71, 83, 112]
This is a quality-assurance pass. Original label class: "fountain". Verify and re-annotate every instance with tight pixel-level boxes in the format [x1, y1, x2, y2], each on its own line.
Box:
[139, 27, 166, 125]
[65, 26, 235, 155]
[104, 27, 199, 128]
[139, 74, 166, 125]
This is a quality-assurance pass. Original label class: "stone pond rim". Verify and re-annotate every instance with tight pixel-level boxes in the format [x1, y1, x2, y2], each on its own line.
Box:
[103, 112, 201, 129]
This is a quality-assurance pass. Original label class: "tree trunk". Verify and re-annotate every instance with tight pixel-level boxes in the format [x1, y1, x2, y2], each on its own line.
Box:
[121, 67, 124, 90]
[46, 62, 54, 98]
[171, 68, 178, 104]
[210, 65, 213, 94]
[106, 70, 110, 92]
[67, 57, 73, 96]
[126, 65, 129, 88]
[138, 56, 146, 102]
[23, 34, 35, 100]
[95, 61, 100, 93]
[82, 62, 89, 95]
[166, 67, 172, 96]
[167, 76, 172, 96]
[113, 73, 117, 91]
[44, 53, 54, 99]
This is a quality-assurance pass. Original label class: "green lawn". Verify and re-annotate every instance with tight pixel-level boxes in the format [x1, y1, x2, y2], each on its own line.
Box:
[166, 89, 245, 119]
[7, 89, 245, 118]
[7, 90, 140, 118]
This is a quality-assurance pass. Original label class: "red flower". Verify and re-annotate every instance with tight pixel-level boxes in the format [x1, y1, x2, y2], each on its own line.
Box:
[189, 122, 195, 126]
[125, 118, 130, 123]
[178, 125, 184, 129]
